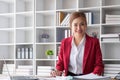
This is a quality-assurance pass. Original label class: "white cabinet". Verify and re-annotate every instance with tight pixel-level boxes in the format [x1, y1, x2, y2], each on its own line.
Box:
[0, 0, 120, 77]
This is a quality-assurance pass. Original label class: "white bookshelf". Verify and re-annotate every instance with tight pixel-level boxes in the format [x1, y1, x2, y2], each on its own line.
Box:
[0, 0, 120, 77]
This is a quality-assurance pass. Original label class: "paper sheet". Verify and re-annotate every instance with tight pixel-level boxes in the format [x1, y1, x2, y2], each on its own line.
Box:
[73, 73, 111, 80]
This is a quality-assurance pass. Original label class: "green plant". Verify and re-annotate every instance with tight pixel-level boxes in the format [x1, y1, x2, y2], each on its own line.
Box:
[45, 50, 54, 56]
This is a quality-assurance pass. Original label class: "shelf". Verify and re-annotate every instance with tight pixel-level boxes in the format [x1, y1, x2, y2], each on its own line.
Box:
[0, 0, 120, 77]
[101, 41, 120, 44]
[103, 59, 120, 61]
[36, 44, 55, 59]
[15, 59, 33, 61]
[36, 43, 55, 45]
[16, 29, 33, 43]
[102, 23, 120, 26]
[36, 26, 55, 29]
[36, 59, 55, 61]
[16, 13, 34, 28]
[78, 7, 100, 11]
[36, 12, 55, 26]
[0, 30, 14, 44]
[56, 0, 77, 10]
[102, 0, 120, 6]
[0, 45, 14, 59]
[36, 0, 55, 11]
[16, 0, 34, 12]
[102, 43, 120, 59]
[36, 28, 55, 43]
[0, 0, 14, 13]
[101, 25, 120, 34]
[78, 0, 100, 8]
[0, 14, 14, 28]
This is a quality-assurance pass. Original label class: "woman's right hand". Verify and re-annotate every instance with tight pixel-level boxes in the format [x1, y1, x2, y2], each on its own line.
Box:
[50, 70, 63, 77]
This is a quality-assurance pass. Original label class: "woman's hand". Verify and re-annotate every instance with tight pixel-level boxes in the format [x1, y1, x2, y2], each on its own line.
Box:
[50, 70, 63, 77]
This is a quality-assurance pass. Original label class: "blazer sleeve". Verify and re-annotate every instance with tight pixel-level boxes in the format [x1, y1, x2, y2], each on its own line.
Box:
[56, 40, 65, 71]
[93, 39, 104, 75]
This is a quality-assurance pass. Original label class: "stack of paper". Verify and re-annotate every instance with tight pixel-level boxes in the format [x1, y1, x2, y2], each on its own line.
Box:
[73, 73, 111, 80]
[106, 14, 120, 24]
[37, 66, 53, 76]
[2, 64, 15, 75]
[38, 74, 111, 80]
[104, 64, 120, 78]
[0, 75, 10, 80]
[101, 33, 120, 42]
[15, 65, 33, 75]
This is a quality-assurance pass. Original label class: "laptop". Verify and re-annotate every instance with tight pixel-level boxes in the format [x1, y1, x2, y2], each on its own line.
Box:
[3, 57, 38, 80]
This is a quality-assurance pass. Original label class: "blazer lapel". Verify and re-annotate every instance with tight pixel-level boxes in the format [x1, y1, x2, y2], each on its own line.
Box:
[83, 34, 91, 72]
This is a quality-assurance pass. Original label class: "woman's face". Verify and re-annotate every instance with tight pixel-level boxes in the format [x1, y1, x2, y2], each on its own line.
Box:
[71, 17, 87, 37]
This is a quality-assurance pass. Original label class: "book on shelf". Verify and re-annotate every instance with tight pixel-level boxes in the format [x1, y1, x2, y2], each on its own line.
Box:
[64, 29, 67, 38]
[16, 66, 33, 75]
[106, 14, 120, 24]
[104, 64, 120, 78]
[2, 64, 15, 75]
[18, 65, 33, 69]
[37, 66, 53, 70]
[29, 48, 33, 59]
[16, 68, 33, 72]
[88, 12, 93, 25]
[85, 12, 89, 25]
[101, 37, 119, 42]
[37, 66, 53, 76]
[17, 48, 21, 59]
[16, 47, 33, 59]
[64, 15, 70, 26]
[3, 64, 15, 67]
[85, 12, 93, 25]
[21, 48, 25, 59]
[105, 64, 120, 68]
[64, 29, 71, 38]
[104, 70, 120, 74]
[37, 69, 51, 73]
[59, 12, 65, 25]
[101, 33, 120, 38]
[106, 14, 120, 18]
[37, 72, 50, 76]
[25, 48, 29, 59]
[56, 11, 66, 26]
[60, 13, 70, 26]
[106, 20, 120, 24]
[106, 18, 120, 21]
[16, 71, 33, 75]
[105, 67, 120, 71]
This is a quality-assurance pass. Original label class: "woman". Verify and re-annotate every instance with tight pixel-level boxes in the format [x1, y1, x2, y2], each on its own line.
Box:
[51, 12, 104, 77]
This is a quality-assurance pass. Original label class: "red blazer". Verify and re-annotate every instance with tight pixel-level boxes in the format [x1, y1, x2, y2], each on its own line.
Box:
[56, 34, 104, 76]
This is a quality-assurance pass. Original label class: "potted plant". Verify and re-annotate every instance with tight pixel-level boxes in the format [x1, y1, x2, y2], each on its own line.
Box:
[45, 49, 54, 59]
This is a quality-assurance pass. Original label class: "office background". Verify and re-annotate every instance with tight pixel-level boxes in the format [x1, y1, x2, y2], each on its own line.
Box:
[0, 0, 120, 78]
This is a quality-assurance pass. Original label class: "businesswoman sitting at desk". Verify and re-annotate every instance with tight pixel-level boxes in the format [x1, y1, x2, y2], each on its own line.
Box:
[51, 12, 104, 77]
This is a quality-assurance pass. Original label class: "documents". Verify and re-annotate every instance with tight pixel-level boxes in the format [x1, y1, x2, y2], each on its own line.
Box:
[73, 73, 111, 80]
[38, 73, 111, 80]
